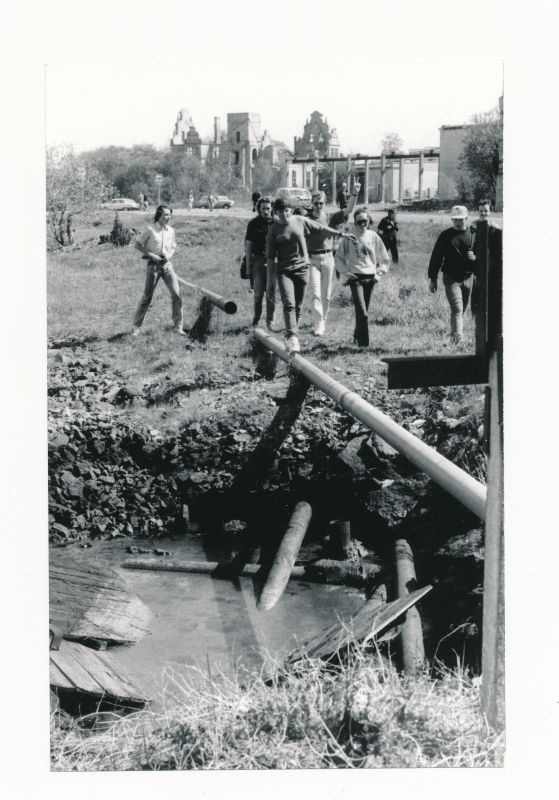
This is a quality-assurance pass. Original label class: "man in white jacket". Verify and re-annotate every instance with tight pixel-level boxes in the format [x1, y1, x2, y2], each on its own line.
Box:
[335, 206, 390, 346]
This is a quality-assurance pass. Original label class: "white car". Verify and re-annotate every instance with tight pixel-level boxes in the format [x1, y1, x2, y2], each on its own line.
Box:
[100, 198, 141, 211]
[272, 187, 313, 210]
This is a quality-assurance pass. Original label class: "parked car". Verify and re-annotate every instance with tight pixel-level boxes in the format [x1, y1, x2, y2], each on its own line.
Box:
[100, 198, 141, 211]
[196, 195, 235, 209]
[272, 187, 313, 210]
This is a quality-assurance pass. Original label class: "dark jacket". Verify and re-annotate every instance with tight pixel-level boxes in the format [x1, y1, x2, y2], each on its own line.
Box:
[428, 226, 477, 283]
[378, 215, 399, 244]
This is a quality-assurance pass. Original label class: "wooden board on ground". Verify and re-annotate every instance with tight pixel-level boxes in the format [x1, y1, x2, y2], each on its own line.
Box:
[50, 640, 148, 707]
[284, 585, 432, 667]
[50, 550, 151, 645]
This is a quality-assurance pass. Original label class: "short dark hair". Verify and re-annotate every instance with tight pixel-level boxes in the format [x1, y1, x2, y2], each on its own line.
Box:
[154, 204, 172, 222]
[256, 195, 273, 212]
[273, 198, 288, 213]
[478, 198, 491, 208]
[353, 205, 370, 222]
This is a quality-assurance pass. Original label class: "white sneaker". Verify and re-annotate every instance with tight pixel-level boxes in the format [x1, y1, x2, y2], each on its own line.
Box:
[132, 327, 141, 337]
[286, 335, 300, 354]
[175, 327, 186, 336]
[266, 321, 278, 332]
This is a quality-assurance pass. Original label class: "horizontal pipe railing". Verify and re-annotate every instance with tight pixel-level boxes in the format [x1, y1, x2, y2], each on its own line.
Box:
[253, 329, 487, 520]
[176, 276, 237, 314]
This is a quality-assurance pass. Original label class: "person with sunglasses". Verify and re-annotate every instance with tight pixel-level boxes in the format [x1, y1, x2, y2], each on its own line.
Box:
[266, 198, 356, 353]
[334, 206, 390, 347]
[305, 184, 360, 336]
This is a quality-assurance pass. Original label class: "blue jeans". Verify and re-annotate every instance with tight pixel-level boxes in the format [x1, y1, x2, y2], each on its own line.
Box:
[133, 261, 183, 329]
[443, 274, 473, 340]
[277, 266, 309, 336]
[251, 255, 277, 326]
[349, 276, 375, 346]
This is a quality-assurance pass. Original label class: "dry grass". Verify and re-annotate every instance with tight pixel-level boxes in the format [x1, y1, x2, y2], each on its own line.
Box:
[50, 644, 503, 771]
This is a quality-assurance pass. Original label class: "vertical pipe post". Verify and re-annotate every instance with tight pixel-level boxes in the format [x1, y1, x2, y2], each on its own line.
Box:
[399, 157, 404, 201]
[332, 161, 337, 203]
[380, 154, 386, 203]
[346, 155, 352, 192]
[314, 151, 320, 192]
[418, 151, 424, 200]
[394, 539, 425, 674]
[257, 502, 313, 611]
[364, 159, 369, 204]
[480, 222, 505, 732]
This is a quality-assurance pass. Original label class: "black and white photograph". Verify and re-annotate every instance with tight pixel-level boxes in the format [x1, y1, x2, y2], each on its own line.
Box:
[3, 0, 558, 793]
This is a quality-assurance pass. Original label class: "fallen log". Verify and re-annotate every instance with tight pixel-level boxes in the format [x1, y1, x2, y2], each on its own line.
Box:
[283, 584, 432, 668]
[394, 538, 425, 674]
[121, 557, 380, 587]
[257, 502, 313, 611]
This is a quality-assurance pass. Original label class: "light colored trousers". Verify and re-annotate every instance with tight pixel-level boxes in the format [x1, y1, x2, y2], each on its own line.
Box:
[309, 252, 335, 332]
[133, 261, 183, 329]
[251, 255, 277, 326]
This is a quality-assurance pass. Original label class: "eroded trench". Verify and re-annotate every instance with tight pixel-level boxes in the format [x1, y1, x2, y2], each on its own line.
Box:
[49, 344, 486, 711]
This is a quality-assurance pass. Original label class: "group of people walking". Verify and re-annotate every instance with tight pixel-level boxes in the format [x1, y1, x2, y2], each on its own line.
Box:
[130, 194, 500, 351]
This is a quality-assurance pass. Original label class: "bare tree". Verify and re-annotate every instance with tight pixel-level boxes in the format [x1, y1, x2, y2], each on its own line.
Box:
[46, 145, 113, 246]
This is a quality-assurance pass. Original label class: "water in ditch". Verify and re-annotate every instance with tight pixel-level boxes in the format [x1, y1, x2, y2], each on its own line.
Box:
[70, 535, 365, 710]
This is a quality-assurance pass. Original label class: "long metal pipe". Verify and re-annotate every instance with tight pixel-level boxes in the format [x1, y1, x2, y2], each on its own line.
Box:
[253, 329, 487, 520]
[176, 276, 237, 314]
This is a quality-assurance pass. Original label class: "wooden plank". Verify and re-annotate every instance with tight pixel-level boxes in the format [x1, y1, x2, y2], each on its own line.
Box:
[50, 551, 151, 645]
[475, 220, 489, 357]
[384, 354, 488, 388]
[50, 640, 147, 706]
[284, 585, 432, 667]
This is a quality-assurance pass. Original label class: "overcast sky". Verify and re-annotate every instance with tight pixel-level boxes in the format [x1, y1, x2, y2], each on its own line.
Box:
[46, 57, 503, 155]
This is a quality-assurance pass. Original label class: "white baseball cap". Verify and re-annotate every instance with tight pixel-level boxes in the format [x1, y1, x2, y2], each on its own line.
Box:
[450, 205, 468, 219]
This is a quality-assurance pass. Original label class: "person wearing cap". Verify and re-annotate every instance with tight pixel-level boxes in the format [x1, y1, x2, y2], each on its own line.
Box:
[428, 205, 476, 344]
[377, 209, 399, 264]
[304, 183, 360, 336]
[335, 206, 390, 347]
[266, 198, 356, 353]
[336, 182, 350, 210]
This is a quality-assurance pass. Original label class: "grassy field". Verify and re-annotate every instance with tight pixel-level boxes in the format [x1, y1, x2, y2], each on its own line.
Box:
[48, 207, 484, 437]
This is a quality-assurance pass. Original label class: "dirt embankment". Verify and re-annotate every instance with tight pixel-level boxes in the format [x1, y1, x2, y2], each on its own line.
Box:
[48, 338, 487, 665]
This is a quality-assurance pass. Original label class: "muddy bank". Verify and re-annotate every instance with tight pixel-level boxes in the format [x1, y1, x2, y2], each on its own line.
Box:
[48, 340, 487, 667]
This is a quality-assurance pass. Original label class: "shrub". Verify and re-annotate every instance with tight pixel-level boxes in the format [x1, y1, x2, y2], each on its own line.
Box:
[109, 214, 132, 247]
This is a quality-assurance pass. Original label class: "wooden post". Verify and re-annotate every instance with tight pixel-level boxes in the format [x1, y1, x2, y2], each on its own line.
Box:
[332, 520, 352, 559]
[346, 155, 352, 192]
[399, 157, 404, 201]
[332, 161, 337, 203]
[418, 152, 424, 200]
[480, 220, 505, 732]
[364, 159, 369, 204]
[380, 154, 386, 203]
[314, 151, 319, 192]
[257, 501, 313, 611]
[394, 539, 425, 674]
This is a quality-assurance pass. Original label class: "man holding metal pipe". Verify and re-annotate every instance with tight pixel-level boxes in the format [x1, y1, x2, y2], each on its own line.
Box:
[132, 204, 185, 336]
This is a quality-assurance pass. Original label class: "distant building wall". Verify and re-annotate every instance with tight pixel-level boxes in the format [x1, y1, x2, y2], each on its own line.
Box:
[438, 125, 468, 201]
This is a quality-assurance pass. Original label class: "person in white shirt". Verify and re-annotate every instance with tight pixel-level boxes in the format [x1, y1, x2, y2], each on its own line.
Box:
[132, 205, 184, 336]
[334, 206, 390, 346]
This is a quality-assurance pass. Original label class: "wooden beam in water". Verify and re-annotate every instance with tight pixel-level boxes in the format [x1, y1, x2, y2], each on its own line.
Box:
[257, 501, 313, 611]
[283, 584, 432, 668]
[49, 551, 151, 646]
[50, 640, 148, 708]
